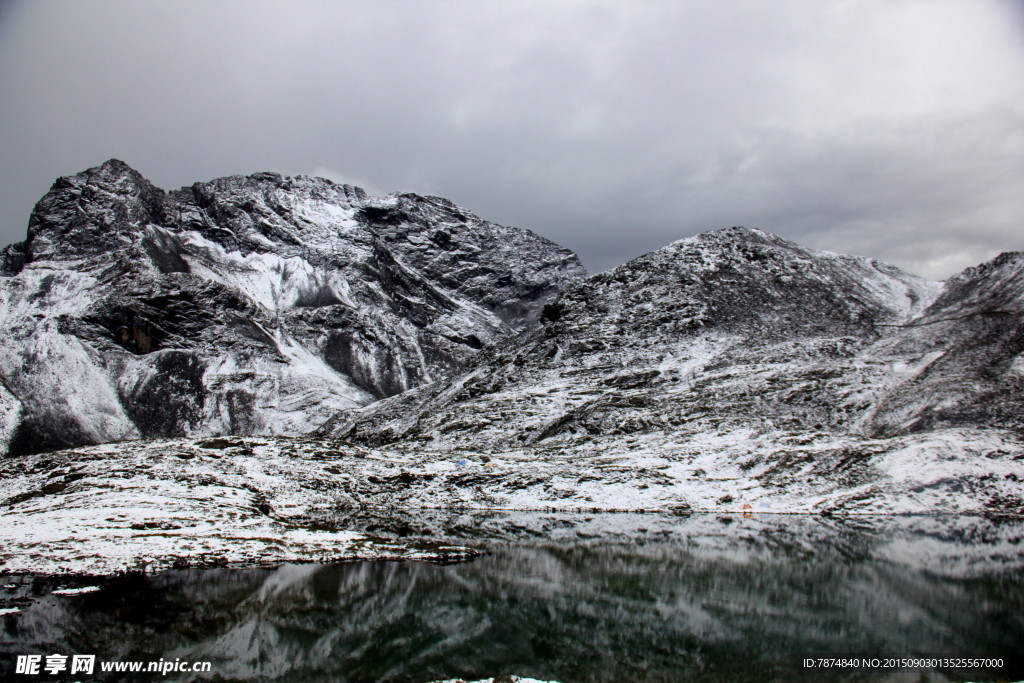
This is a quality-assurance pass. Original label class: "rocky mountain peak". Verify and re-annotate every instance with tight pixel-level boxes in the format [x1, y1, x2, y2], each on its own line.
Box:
[8, 159, 170, 270]
[0, 161, 585, 456]
[542, 224, 940, 353]
[169, 171, 369, 258]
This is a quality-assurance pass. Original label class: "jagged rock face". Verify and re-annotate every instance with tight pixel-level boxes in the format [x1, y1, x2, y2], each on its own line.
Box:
[0, 160, 584, 456]
[326, 228, 1024, 466]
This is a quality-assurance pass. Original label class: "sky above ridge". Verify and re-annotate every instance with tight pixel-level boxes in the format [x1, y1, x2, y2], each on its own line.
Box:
[1, 0, 1023, 279]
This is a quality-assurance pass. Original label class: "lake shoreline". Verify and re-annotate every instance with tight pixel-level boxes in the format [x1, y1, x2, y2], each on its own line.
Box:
[2, 433, 1023, 576]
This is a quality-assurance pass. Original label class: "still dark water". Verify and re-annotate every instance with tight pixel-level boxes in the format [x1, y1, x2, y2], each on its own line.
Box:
[2, 513, 1023, 683]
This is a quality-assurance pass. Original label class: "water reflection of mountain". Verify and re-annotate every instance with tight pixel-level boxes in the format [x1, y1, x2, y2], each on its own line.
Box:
[2, 514, 1022, 683]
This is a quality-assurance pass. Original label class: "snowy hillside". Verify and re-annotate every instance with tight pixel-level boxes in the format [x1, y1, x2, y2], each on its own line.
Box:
[318, 227, 1024, 515]
[0, 160, 584, 456]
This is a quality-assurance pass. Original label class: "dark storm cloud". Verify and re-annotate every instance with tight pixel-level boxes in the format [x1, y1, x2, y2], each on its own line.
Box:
[1, 0, 1022, 279]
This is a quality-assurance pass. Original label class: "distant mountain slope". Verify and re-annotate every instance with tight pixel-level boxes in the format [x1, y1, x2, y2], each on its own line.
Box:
[315, 227, 1024, 514]
[321, 226, 950, 446]
[0, 160, 584, 456]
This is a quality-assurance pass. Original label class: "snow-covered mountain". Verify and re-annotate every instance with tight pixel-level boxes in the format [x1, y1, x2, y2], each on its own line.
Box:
[315, 227, 1024, 515]
[1, 167, 1022, 575]
[0, 160, 585, 456]
[319, 226, 976, 446]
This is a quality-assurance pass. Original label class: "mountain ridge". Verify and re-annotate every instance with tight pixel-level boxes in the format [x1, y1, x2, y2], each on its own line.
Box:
[0, 160, 585, 456]
[1, 164, 1023, 576]
[320, 223, 972, 446]
[299, 222, 1024, 517]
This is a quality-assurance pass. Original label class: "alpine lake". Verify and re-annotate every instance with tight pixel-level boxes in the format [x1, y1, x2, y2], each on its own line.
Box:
[2, 511, 1022, 683]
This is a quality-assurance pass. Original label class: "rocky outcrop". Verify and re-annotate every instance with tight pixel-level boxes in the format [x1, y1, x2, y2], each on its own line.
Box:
[0, 160, 584, 456]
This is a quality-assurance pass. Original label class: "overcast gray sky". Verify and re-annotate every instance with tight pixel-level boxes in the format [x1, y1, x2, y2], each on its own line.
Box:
[1, 0, 1023, 279]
